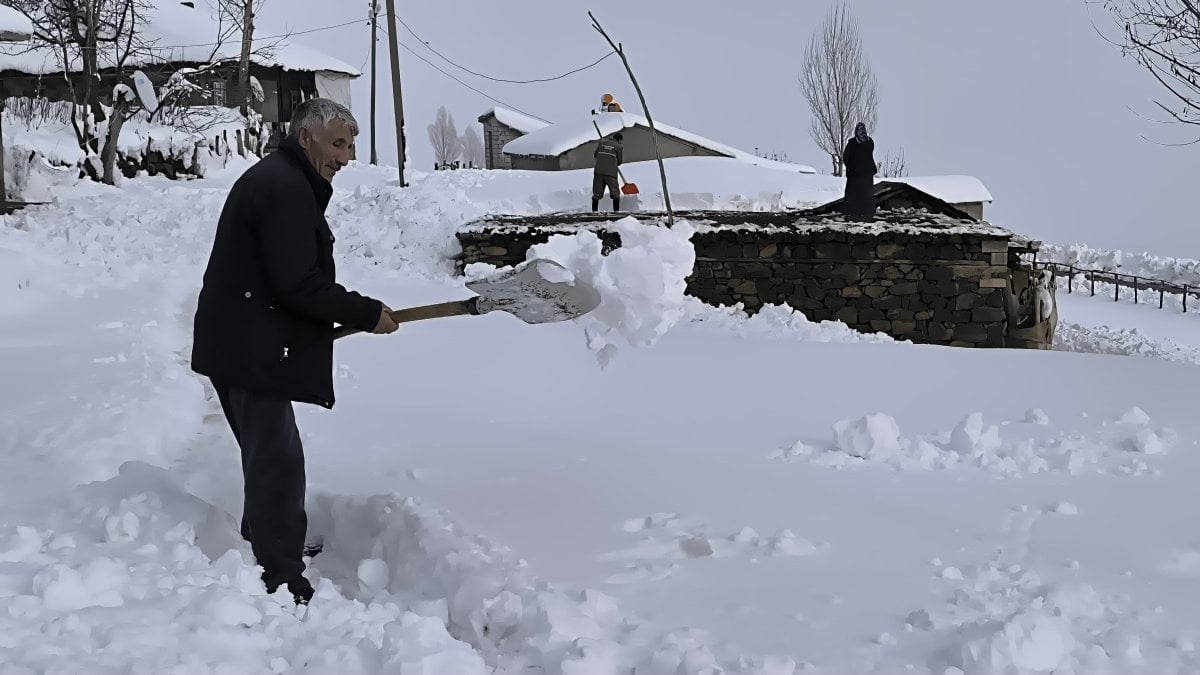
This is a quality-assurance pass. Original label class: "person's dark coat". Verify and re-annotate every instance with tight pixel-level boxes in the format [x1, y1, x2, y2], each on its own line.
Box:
[190, 138, 382, 409]
[593, 137, 623, 178]
[841, 123, 877, 219]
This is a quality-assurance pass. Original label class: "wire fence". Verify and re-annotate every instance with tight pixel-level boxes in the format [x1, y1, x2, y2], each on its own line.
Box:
[1037, 261, 1199, 312]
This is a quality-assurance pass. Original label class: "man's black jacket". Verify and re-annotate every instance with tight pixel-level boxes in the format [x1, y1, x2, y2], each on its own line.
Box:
[190, 138, 381, 408]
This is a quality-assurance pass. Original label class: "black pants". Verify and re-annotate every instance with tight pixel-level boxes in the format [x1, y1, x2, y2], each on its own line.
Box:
[841, 173, 876, 220]
[212, 381, 307, 591]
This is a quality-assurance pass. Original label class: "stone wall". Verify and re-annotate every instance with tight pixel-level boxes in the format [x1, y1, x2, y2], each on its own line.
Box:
[482, 122, 524, 170]
[456, 215, 1051, 349]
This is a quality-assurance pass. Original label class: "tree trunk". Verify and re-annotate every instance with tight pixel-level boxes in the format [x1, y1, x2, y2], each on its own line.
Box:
[101, 97, 131, 185]
[0, 99, 7, 204]
[238, 1, 254, 116]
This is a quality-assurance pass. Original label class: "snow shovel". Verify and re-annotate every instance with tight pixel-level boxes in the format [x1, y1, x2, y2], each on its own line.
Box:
[592, 120, 639, 196]
[332, 259, 601, 340]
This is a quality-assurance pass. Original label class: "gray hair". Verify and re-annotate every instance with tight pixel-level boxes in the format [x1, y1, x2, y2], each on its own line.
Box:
[288, 98, 359, 139]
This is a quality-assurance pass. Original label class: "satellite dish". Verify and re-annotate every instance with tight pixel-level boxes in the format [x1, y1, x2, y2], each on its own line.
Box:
[131, 70, 159, 114]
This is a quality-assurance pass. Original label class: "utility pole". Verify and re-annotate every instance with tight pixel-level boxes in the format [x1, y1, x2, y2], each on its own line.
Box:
[384, 0, 407, 186]
[368, 0, 378, 165]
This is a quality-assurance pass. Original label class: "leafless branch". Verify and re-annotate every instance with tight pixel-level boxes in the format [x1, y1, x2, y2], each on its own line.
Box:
[799, 2, 879, 176]
[1096, 0, 1200, 142]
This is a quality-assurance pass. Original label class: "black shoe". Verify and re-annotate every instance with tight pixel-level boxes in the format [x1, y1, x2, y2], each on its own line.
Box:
[590, 199, 599, 212]
[302, 543, 323, 559]
[612, 198, 620, 212]
[268, 576, 315, 605]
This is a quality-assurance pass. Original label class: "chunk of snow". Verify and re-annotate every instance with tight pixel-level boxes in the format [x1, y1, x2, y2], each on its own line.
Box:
[949, 413, 1001, 458]
[832, 413, 903, 460]
[524, 217, 696, 368]
[1024, 408, 1050, 425]
[1119, 407, 1152, 425]
[1054, 501, 1080, 515]
[1131, 428, 1166, 455]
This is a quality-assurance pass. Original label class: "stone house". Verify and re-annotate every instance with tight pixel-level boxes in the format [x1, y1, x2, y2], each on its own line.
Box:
[454, 184, 1055, 349]
[477, 107, 549, 170]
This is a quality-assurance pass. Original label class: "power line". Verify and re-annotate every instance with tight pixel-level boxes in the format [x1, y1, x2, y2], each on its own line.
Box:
[394, 38, 550, 123]
[394, 16, 614, 84]
[153, 19, 367, 50]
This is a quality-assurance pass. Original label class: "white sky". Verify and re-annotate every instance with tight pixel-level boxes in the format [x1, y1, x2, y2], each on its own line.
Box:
[259, 0, 1197, 257]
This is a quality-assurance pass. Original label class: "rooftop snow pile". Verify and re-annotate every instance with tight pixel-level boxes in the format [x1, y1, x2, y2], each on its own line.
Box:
[887, 175, 993, 204]
[0, 0, 359, 76]
[502, 111, 819, 174]
[480, 107, 550, 134]
[0, 4, 33, 42]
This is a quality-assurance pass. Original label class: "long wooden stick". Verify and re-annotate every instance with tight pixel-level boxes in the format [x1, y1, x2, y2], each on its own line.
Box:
[333, 298, 478, 340]
[589, 12, 673, 226]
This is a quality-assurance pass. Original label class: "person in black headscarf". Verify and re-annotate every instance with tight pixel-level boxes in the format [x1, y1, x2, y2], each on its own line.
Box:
[840, 122, 877, 219]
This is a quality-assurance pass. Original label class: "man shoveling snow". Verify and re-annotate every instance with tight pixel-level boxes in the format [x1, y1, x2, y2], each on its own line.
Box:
[190, 99, 401, 605]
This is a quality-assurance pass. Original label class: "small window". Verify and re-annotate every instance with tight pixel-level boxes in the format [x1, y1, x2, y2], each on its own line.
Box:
[210, 80, 227, 106]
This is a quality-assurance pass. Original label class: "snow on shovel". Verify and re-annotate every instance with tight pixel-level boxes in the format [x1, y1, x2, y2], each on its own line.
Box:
[333, 259, 601, 340]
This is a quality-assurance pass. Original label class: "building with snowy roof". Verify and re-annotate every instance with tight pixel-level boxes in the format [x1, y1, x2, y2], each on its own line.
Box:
[477, 108, 550, 170]
[478, 108, 820, 176]
[0, 0, 358, 126]
[823, 176, 994, 221]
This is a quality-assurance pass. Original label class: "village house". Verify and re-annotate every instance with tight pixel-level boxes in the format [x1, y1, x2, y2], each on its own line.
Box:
[477, 107, 549, 171]
[495, 109, 820, 174]
[0, 0, 358, 134]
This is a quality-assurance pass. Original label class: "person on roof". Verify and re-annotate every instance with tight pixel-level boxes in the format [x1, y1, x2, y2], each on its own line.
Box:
[592, 131, 623, 212]
[840, 122, 877, 220]
[597, 93, 623, 113]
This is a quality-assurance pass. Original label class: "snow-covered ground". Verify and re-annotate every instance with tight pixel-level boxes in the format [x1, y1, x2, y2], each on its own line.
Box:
[3, 160, 1200, 674]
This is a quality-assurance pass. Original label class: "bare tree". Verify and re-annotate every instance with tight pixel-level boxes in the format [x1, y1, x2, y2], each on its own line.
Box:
[799, 2, 879, 176]
[1099, 0, 1200, 141]
[461, 124, 484, 168]
[8, 0, 155, 183]
[427, 106, 461, 167]
[878, 147, 908, 177]
[216, 0, 265, 116]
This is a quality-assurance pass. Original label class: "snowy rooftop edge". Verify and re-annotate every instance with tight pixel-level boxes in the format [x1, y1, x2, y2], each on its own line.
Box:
[0, 4, 33, 42]
[478, 107, 550, 134]
[457, 212, 1017, 239]
[501, 111, 819, 175]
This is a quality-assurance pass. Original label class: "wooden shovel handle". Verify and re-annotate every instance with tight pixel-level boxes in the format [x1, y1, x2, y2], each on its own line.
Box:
[333, 298, 479, 340]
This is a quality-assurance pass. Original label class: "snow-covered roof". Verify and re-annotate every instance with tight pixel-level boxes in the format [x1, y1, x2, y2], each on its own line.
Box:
[502, 111, 819, 174]
[0, 0, 359, 76]
[478, 107, 549, 134]
[0, 4, 33, 42]
[885, 175, 992, 204]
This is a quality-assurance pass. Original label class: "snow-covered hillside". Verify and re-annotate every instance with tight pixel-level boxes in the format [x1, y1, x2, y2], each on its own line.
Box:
[2, 160, 1199, 674]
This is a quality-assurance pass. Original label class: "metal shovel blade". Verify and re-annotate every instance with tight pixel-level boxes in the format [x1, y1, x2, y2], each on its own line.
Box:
[467, 259, 601, 324]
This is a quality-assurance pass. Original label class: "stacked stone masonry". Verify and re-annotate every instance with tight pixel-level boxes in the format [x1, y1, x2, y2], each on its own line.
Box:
[457, 217, 1046, 348]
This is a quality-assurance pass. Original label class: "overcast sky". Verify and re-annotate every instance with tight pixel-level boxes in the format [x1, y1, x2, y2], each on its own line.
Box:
[259, 0, 1196, 257]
